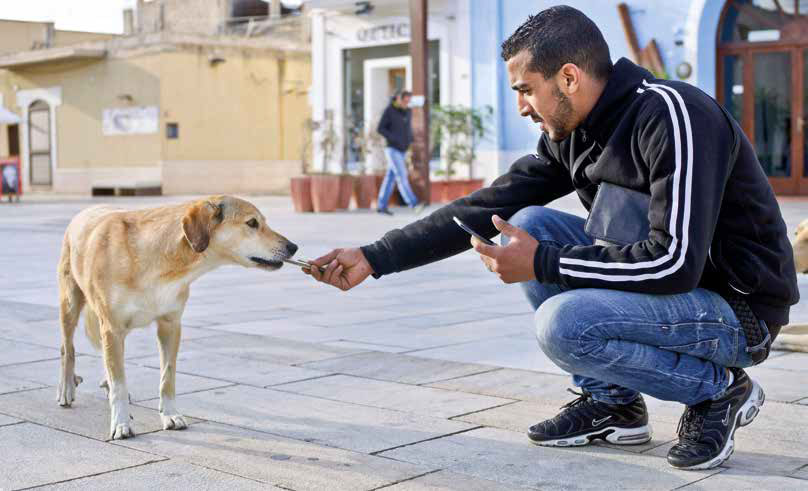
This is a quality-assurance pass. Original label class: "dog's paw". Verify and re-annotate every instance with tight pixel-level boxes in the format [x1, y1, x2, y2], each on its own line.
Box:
[56, 374, 82, 407]
[109, 423, 135, 440]
[160, 413, 188, 430]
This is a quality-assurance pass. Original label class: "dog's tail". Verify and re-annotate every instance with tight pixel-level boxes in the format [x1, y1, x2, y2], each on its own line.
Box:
[84, 308, 102, 351]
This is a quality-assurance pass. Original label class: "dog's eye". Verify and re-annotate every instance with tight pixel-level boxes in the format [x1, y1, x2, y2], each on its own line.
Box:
[246, 218, 259, 229]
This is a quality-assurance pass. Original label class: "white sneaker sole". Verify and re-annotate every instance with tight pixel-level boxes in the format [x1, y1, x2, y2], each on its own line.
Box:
[529, 424, 653, 447]
[675, 379, 765, 471]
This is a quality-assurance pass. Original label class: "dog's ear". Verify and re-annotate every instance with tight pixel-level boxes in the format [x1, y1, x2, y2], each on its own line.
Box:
[182, 201, 220, 253]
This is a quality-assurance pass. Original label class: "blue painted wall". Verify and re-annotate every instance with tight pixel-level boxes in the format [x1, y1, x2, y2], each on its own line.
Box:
[470, 0, 723, 159]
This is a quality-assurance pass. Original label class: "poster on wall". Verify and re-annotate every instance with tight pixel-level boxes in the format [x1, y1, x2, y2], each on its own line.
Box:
[0, 158, 21, 202]
[102, 106, 159, 136]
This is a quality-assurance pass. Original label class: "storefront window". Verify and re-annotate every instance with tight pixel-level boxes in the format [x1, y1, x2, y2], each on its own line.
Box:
[343, 41, 440, 165]
[721, 0, 808, 44]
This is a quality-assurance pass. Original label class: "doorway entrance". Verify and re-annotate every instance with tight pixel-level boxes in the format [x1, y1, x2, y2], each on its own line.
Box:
[718, 0, 808, 194]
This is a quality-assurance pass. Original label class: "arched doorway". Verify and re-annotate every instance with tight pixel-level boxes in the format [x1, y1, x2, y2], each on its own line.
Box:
[28, 99, 52, 186]
[718, 0, 808, 195]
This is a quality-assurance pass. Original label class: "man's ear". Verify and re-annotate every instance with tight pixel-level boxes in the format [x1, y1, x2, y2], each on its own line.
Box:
[182, 201, 220, 253]
[558, 63, 581, 94]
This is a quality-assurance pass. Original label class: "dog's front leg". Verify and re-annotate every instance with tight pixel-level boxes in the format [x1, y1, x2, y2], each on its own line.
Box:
[101, 327, 133, 439]
[157, 316, 188, 430]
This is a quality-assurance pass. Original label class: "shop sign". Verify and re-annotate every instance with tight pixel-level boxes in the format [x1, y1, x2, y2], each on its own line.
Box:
[357, 23, 409, 43]
[102, 106, 159, 136]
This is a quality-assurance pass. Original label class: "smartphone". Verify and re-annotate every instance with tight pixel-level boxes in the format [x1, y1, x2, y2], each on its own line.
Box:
[453, 216, 496, 246]
[283, 258, 326, 273]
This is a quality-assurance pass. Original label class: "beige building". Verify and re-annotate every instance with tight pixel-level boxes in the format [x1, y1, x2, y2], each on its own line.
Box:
[0, 0, 311, 195]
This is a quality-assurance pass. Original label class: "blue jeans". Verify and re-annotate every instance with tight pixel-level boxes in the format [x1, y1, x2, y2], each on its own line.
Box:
[507, 206, 759, 406]
[378, 147, 418, 209]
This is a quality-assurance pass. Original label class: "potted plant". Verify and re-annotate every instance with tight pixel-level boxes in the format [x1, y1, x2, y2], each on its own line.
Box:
[430, 104, 493, 202]
[351, 123, 385, 209]
[310, 111, 341, 213]
[290, 118, 314, 213]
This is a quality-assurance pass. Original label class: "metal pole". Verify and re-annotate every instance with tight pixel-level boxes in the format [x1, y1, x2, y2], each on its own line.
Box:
[409, 0, 430, 203]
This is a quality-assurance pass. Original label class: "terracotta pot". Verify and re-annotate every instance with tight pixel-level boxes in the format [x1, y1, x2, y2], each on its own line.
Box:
[462, 178, 485, 195]
[337, 175, 356, 209]
[445, 180, 468, 202]
[430, 181, 447, 204]
[289, 176, 313, 213]
[310, 175, 340, 212]
[354, 175, 377, 209]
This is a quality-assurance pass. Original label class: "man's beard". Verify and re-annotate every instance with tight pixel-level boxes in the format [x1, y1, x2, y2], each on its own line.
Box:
[546, 87, 574, 142]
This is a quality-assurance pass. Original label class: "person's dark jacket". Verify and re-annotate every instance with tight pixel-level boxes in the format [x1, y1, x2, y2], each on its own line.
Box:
[360, 58, 799, 334]
[377, 102, 413, 152]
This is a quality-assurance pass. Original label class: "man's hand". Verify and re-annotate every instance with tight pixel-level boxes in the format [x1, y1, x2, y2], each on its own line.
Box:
[472, 215, 538, 284]
[305, 247, 374, 291]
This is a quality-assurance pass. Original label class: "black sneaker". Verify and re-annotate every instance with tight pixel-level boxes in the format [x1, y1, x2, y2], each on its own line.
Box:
[667, 368, 765, 470]
[377, 208, 394, 216]
[527, 389, 652, 447]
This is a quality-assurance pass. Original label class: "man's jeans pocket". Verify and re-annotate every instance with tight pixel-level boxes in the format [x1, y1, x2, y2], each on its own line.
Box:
[661, 338, 720, 361]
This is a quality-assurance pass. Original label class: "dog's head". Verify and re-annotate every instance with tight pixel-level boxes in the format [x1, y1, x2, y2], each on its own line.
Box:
[793, 218, 808, 274]
[182, 195, 297, 271]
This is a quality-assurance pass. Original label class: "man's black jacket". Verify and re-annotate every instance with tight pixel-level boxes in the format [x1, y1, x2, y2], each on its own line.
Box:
[361, 59, 799, 332]
[377, 102, 413, 152]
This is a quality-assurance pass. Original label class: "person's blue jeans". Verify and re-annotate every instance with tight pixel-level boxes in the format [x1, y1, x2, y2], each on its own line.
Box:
[378, 147, 418, 210]
[506, 206, 759, 406]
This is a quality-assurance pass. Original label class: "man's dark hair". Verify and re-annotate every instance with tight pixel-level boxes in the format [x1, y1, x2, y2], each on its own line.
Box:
[394, 90, 412, 99]
[501, 5, 613, 80]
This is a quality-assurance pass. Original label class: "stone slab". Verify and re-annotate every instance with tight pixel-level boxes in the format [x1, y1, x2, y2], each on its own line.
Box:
[276, 374, 514, 418]
[406, 334, 566, 374]
[0, 338, 60, 367]
[380, 426, 718, 490]
[427, 368, 574, 403]
[760, 352, 808, 372]
[0, 422, 162, 490]
[745, 366, 808, 403]
[0, 412, 21, 426]
[0, 369, 46, 395]
[792, 466, 808, 479]
[0, 387, 202, 441]
[131, 350, 331, 388]
[386, 470, 520, 490]
[114, 421, 435, 490]
[682, 469, 808, 490]
[139, 384, 475, 454]
[0, 356, 232, 403]
[299, 351, 496, 385]
[181, 333, 362, 365]
[39, 460, 276, 490]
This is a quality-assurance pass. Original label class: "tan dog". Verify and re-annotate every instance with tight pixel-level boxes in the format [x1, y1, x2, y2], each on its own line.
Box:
[793, 218, 808, 274]
[56, 195, 297, 439]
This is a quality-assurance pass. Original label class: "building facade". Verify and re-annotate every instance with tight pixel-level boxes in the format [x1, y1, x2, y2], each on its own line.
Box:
[311, 0, 808, 195]
[0, 0, 311, 195]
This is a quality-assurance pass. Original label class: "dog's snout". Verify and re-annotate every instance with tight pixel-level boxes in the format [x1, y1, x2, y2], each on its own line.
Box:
[286, 242, 298, 256]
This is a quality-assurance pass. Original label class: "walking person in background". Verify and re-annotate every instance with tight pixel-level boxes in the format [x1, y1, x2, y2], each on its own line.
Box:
[376, 90, 425, 215]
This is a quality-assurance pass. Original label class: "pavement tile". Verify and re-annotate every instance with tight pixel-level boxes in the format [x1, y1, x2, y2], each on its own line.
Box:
[130, 349, 331, 388]
[760, 352, 808, 372]
[682, 468, 808, 490]
[181, 333, 363, 365]
[385, 470, 521, 490]
[0, 356, 231, 403]
[0, 369, 46, 395]
[0, 387, 202, 441]
[275, 374, 514, 418]
[138, 384, 475, 454]
[0, 422, 162, 490]
[114, 421, 435, 490]
[406, 334, 567, 374]
[38, 460, 276, 490]
[0, 413, 21, 426]
[299, 351, 496, 385]
[427, 368, 574, 403]
[745, 366, 808, 402]
[0, 338, 60, 367]
[379, 426, 719, 489]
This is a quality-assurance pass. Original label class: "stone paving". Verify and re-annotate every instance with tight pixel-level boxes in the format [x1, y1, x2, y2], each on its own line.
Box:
[1, 193, 808, 490]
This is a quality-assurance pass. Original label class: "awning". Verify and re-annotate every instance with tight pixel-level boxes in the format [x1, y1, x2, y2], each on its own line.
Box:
[0, 106, 19, 124]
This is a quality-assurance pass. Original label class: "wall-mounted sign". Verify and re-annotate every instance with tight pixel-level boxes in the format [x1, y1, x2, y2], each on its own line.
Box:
[357, 23, 409, 43]
[102, 106, 159, 136]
